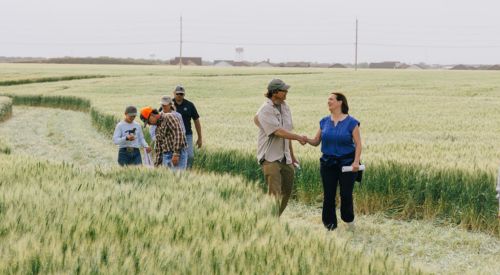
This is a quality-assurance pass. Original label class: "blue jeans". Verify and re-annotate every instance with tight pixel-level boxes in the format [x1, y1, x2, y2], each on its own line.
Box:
[118, 148, 142, 166]
[186, 134, 194, 168]
[162, 149, 188, 171]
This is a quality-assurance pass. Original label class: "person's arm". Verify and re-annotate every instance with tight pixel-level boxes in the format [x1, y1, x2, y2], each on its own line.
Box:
[137, 127, 151, 152]
[113, 123, 127, 145]
[194, 119, 202, 148]
[191, 103, 202, 148]
[273, 128, 307, 143]
[149, 125, 156, 142]
[253, 115, 260, 127]
[153, 121, 165, 167]
[307, 129, 322, 147]
[153, 140, 162, 167]
[289, 141, 298, 165]
[167, 115, 183, 166]
[257, 106, 306, 143]
[351, 125, 362, 171]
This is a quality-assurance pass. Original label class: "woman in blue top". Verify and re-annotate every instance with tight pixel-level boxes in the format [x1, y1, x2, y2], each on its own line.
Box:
[307, 92, 362, 231]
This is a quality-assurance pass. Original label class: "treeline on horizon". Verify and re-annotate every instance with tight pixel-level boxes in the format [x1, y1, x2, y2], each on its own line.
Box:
[1, 56, 499, 70]
[0, 56, 167, 65]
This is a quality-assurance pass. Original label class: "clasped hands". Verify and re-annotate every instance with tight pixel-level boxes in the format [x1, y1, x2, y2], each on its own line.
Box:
[297, 135, 309, 146]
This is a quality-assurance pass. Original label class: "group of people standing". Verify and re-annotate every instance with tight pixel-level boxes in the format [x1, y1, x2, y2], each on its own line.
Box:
[112, 85, 202, 171]
[113, 78, 364, 231]
[255, 79, 362, 231]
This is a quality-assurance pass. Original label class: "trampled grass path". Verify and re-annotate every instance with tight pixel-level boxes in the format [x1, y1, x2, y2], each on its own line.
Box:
[284, 203, 500, 274]
[0, 107, 116, 168]
[1, 107, 499, 274]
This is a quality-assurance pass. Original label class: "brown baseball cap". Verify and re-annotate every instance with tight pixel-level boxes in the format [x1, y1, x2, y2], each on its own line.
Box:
[124, 106, 137, 116]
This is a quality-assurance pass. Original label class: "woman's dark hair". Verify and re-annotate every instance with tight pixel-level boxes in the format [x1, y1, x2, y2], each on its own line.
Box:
[332, 92, 349, 114]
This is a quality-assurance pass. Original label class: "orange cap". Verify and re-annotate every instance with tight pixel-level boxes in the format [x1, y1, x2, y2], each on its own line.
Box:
[140, 106, 153, 121]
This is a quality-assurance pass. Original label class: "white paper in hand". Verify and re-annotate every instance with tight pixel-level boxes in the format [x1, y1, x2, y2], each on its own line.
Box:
[143, 148, 153, 167]
[342, 165, 366, 173]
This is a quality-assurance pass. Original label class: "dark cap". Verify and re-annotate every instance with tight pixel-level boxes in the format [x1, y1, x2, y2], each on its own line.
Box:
[125, 106, 137, 116]
[267, 79, 290, 92]
[174, 85, 185, 94]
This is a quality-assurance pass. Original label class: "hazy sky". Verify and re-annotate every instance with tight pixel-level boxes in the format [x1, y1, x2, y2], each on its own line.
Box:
[1, 0, 499, 64]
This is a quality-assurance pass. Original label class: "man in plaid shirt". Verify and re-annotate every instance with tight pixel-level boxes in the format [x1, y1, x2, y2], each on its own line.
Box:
[140, 106, 187, 170]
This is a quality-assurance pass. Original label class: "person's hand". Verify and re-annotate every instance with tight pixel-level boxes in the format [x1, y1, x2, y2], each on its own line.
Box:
[172, 154, 180, 166]
[196, 138, 202, 148]
[298, 135, 308, 145]
[145, 147, 152, 153]
[351, 161, 360, 172]
[126, 134, 135, 141]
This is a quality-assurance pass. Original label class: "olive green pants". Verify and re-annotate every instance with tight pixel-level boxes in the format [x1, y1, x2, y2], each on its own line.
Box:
[262, 161, 294, 216]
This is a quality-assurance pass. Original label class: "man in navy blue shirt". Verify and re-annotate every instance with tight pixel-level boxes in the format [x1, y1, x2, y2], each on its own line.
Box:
[173, 85, 202, 169]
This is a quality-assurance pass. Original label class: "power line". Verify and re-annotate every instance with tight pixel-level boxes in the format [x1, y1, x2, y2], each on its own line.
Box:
[0, 41, 178, 46]
[362, 43, 500, 49]
[183, 41, 353, 46]
[4, 40, 500, 49]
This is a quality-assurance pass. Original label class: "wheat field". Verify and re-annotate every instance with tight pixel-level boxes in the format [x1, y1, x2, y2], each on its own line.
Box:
[1, 64, 500, 274]
[0, 106, 499, 274]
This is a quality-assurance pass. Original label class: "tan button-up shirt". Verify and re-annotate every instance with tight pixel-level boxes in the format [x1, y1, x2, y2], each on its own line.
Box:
[256, 98, 294, 164]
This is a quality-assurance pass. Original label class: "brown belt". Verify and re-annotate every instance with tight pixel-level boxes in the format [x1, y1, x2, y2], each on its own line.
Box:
[120, 147, 139, 153]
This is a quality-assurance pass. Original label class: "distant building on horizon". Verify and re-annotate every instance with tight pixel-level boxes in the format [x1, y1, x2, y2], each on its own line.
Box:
[450, 64, 476, 70]
[255, 61, 273, 67]
[330, 63, 347, 68]
[369, 61, 401, 69]
[213, 60, 250, 67]
[170, 57, 202, 66]
[405, 64, 424, 70]
[214, 60, 234, 67]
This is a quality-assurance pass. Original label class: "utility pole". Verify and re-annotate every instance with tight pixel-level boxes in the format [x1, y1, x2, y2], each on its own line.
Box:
[355, 18, 358, 71]
[179, 16, 183, 70]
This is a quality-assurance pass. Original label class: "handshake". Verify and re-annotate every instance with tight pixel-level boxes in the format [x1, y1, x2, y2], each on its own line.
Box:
[296, 135, 309, 146]
[269, 128, 317, 147]
[296, 135, 311, 145]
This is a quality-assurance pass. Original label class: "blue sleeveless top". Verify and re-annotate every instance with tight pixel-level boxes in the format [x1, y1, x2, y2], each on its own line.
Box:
[320, 115, 360, 157]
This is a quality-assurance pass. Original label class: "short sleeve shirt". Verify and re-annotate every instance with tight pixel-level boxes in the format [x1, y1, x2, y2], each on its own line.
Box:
[320, 115, 359, 157]
[256, 99, 294, 164]
[174, 99, 200, 135]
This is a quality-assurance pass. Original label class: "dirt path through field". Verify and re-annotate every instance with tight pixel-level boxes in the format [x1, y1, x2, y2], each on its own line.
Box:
[0, 106, 116, 168]
[283, 202, 500, 274]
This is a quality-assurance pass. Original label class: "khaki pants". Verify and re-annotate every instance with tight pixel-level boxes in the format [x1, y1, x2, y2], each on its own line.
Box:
[262, 161, 294, 216]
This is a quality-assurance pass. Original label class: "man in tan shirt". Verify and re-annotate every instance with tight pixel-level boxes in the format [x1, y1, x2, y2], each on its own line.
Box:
[255, 79, 307, 216]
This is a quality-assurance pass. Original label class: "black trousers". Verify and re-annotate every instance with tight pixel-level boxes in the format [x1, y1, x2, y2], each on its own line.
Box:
[320, 157, 357, 230]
